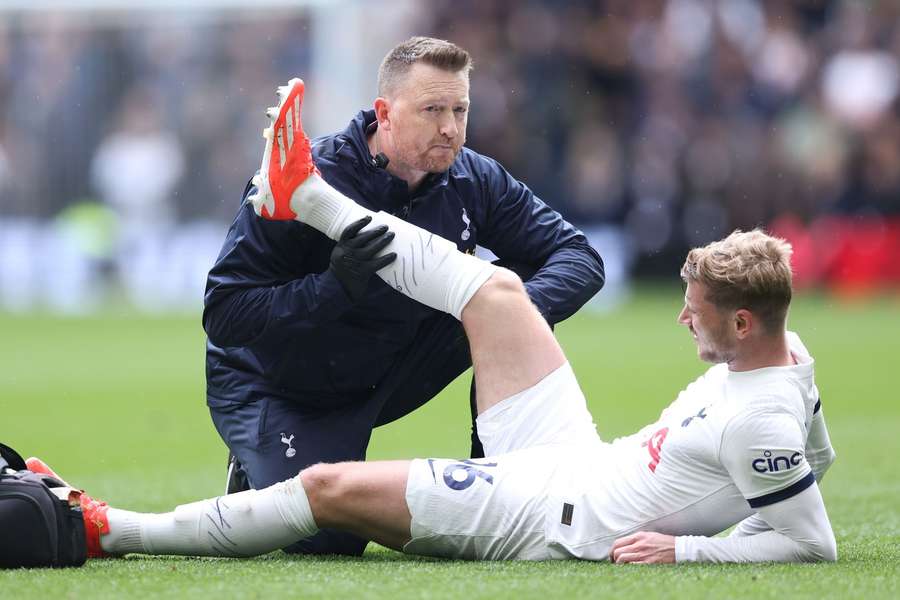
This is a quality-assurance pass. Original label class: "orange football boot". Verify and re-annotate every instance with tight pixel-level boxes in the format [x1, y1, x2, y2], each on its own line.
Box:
[250, 78, 319, 221]
[25, 457, 110, 558]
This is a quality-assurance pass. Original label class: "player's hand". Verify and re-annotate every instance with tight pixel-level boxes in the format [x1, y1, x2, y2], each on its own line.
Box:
[330, 216, 396, 302]
[609, 531, 676, 564]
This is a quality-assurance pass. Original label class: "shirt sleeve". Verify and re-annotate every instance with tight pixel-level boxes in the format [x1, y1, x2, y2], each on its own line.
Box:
[805, 406, 837, 482]
[727, 399, 838, 538]
[674, 407, 837, 563]
[675, 482, 837, 562]
[728, 513, 773, 538]
[718, 408, 814, 509]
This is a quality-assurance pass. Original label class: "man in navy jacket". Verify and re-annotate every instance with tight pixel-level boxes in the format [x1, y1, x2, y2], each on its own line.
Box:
[203, 37, 604, 556]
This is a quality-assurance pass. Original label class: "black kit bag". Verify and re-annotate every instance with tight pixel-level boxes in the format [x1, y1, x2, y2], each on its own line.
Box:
[0, 443, 87, 568]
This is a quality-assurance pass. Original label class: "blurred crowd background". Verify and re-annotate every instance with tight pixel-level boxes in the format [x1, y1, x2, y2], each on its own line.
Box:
[1, 0, 898, 313]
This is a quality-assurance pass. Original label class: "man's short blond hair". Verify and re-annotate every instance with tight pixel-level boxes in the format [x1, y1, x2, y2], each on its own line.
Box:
[377, 37, 472, 97]
[681, 229, 794, 332]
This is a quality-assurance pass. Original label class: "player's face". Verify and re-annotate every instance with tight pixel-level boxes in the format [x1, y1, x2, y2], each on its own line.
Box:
[384, 63, 469, 174]
[678, 281, 738, 364]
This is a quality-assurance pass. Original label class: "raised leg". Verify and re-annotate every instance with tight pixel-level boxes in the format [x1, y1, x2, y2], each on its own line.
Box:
[462, 270, 566, 414]
[252, 79, 566, 414]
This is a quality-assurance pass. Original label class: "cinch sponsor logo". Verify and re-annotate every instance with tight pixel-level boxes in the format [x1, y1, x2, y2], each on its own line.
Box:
[752, 450, 803, 473]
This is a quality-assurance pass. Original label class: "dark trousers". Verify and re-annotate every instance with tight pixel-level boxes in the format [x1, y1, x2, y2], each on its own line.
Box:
[210, 312, 473, 556]
[209, 261, 534, 555]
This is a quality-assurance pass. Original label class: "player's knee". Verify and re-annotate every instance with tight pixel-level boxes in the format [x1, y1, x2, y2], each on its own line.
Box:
[483, 267, 525, 297]
[300, 462, 352, 521]
[300, 463, 340, 501]
[465, 268, 527, 320]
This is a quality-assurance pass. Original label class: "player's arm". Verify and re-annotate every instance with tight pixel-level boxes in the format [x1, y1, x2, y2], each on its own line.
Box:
[610, 481, 835, 564]
[476, 158, 604, 324]
[611, 409, 837, 564]
[677, 410, 837, 563]
[203, 180, 355, 347]
[675, 478, 836, 562]
[804, 403, 837, 481]
[729, 404, 836, 538]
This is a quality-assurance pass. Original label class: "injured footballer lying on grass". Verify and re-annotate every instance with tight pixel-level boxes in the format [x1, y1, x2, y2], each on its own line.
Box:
[27, 79, 837, 564]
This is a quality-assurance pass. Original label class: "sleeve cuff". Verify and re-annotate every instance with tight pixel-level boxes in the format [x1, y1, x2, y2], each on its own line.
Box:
[674, 536, 694, 563]
[305, 269, 354, 322]
[522, 281, 552, 322]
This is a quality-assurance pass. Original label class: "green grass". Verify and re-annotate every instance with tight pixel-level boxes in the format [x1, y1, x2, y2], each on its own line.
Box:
[1, 287, 899, 598]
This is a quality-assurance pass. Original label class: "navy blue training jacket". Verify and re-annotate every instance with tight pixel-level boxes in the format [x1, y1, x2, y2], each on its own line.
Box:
[204, 110, 604, 406]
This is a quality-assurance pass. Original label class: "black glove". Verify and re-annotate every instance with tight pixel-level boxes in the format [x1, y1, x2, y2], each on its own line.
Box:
[330, 216, 397, 302]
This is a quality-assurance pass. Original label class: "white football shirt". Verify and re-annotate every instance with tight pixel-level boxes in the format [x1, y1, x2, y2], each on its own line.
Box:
[545, 332, 827, 560]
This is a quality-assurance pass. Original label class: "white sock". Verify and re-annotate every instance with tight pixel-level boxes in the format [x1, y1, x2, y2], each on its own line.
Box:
[291, 175, 373, 240]
[291, 174, 496, 319]
[101, 475, 318, 557]
[369, 212, 496, 319]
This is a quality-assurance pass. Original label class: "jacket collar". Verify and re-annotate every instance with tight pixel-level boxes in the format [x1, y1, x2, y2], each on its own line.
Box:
[340, 110, 452, 193]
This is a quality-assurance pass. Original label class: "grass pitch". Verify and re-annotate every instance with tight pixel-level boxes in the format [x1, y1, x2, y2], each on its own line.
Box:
[1, 286, 898, 599]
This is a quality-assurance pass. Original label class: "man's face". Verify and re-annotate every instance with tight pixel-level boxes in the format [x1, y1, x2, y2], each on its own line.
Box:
[677, 281, 738, 364]
[382, 63, 469, 174]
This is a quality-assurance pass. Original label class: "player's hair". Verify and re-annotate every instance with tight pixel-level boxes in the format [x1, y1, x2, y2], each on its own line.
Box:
[681, 229, 793, 333]
[378, 37, 472, 97]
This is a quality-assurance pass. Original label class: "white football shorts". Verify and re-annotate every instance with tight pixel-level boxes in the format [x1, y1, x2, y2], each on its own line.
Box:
[403, 362, 601, 560]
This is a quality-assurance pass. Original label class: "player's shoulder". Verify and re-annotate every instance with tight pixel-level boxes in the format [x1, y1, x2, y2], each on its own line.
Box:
[727, 357, 814, 418]
[730, 380, 806, 423]
[703, 374, 806, 450]
[736, 392, 804, 421]
[709, 402, 806, 476]
[717, 387, 807, 451]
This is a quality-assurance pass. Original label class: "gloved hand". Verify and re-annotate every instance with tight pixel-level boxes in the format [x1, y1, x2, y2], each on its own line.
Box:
[330, 216, 397, 302]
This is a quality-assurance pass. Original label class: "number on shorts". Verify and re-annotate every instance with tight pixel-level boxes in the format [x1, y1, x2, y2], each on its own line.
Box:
[442, 460, 498, 491]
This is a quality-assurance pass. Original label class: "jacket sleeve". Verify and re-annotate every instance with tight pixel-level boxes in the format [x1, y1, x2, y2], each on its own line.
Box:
[202, 186, 353, 348]
[476, 159, 604, 324]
